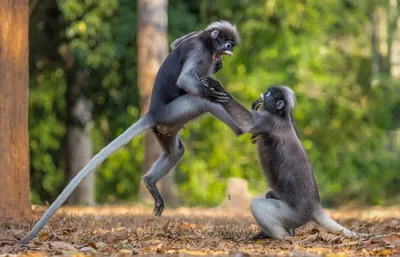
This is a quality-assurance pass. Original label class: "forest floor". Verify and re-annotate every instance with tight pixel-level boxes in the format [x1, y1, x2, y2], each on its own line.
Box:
[0, 204, 399, 257]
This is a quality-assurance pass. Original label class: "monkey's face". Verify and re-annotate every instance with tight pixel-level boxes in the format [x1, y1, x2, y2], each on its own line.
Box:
[252, 88, 286, 116]
[210, 29, 236, 62]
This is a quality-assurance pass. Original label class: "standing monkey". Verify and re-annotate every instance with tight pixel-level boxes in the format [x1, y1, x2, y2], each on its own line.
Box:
[202, 77, 396, 240]
[19, 21, 241, 244]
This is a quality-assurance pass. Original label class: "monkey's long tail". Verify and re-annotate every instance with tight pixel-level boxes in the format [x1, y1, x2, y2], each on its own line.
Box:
[313, 207, 400, 239]
[18, 113, 156, 245]
[313, 207, 360, 238]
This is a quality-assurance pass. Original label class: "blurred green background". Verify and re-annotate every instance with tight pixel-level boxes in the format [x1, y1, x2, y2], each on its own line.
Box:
[29, 0, 400, 208]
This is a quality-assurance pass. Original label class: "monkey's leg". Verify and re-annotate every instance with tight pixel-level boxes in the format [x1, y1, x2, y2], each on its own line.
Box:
[155, 95, 242, 136]
[250, 191, 294, 240]
[264, 191, 295, 236]
[250, 198, 304, 240]
[18, 113, 155, 245]
[264, 190, 295, 236]
[142, 131, 185, 216]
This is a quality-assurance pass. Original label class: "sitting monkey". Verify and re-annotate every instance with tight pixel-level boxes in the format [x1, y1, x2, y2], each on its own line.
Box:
[201, 77, 379, 240]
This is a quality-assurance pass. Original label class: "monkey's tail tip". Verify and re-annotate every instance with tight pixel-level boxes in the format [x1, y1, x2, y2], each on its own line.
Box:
[355, 232, 400, 239]
[17, 236, 32, 245]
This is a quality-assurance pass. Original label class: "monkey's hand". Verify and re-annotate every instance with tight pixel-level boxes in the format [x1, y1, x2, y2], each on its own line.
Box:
[203, 77, 227, 93]
[213, 58, 223, 74]
[251, 134, 259, 144]
[200, 77, 229, 103]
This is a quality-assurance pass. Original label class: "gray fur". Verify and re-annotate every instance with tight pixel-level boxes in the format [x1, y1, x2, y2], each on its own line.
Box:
[176, 47, 212, 95]
[18, 21, 241, 245]
[205, 20, 241, 45]
[203, 77, 398, 240]
[170, 31, 199, 50]
[273, 85, 295, 110]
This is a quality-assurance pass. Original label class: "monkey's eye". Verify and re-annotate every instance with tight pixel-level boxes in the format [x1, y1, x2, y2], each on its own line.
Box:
[225, 42, 232, 48]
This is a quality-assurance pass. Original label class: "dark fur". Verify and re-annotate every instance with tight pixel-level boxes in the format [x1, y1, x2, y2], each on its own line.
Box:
[150, 21, 239, 114]
[202, 77, 365, 239]
[150, 31, 214, 112]
[250, 86, 320, 221]
[18, 21, 241, 245]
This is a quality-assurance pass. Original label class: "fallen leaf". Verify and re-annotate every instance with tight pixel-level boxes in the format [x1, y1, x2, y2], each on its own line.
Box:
[156, 243, 168, 254]
[289, 236, 307, 242]
[135, 227, 144, 238]
[60, 250, 79, 256]
[38, 232, 49, 241]
[296, 234, 319, 245]
[310, 228, 320, 234]
[0, 245, 13, 253]
[105, 230, 128, 243]
[95, 241, 117, 253]
[48, 241, 77, 251]
[3, 205, 400, 257]
[86, 242, 97, 250]
[179, 222, 192, 230]
[61, 228, 75, 235]
[383, 234, 400, 246]
[114, 249, 133, 257]
[253, 239, 267, 245]
[370, 249, 392, 256]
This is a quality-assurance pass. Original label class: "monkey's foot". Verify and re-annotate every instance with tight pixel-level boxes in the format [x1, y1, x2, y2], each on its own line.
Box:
[143, 177, 165, 217]
[250, 228, 294, 241]
[154, 197, 164, 217]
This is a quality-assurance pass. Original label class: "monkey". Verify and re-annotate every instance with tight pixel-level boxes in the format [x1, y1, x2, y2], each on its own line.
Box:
[18, 20, 241, 245]
[201, 77, 399, 240]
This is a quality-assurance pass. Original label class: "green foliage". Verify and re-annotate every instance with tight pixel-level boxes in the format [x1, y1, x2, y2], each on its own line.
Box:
[29, 0, 399, 208]
[29, 70, 67, 203]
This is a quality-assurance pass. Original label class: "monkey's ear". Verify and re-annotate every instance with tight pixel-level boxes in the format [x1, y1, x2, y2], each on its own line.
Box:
[211, 29, 219, 38]
[276, 100, 285, 110]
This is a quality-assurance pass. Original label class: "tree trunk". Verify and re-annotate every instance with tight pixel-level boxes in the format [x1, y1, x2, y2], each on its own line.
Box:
[388, 0, 400, 150]
[64, 69, 95, 205]
[137, 0, 178, 206]
[371, 5, 380, 75]
[0, 0, 31, 218]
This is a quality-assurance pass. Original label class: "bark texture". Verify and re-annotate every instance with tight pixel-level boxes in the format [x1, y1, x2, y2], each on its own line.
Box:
[0, 0, 31, 218]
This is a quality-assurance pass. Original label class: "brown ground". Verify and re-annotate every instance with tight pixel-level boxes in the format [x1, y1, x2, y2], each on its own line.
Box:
[1, 205, 399, 257]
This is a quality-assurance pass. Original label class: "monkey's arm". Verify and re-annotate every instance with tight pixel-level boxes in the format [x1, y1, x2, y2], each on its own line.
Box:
[199, 77, 254, 131]
[201, 77, 276, 134]
[176, 58, 218, 101]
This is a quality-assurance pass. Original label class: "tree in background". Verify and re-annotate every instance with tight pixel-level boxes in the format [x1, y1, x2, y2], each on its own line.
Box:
[64, 56, 95, 205]
[0, 0, 31, 218]
[27, 0, 399, 208]
[137, 0, 178, 206]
